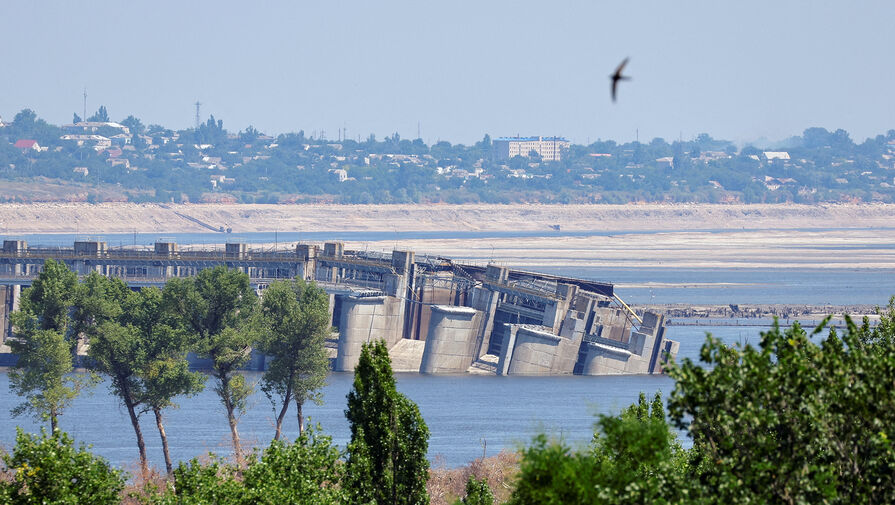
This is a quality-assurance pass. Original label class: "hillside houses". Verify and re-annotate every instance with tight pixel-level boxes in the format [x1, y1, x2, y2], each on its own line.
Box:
[13, 139, 42, 152]
[60, 134, 111, 151]
[2, 108, 895, 204]
[63, 121, 130, 136]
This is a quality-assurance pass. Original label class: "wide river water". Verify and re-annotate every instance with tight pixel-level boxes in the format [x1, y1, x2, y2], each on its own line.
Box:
[1, 230, 893, 470]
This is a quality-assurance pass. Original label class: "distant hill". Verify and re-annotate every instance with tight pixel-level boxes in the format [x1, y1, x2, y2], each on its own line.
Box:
[1, 108, 893, 204]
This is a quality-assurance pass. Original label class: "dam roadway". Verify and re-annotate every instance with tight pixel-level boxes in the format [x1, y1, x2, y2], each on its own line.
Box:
[0, 239, 677, 376]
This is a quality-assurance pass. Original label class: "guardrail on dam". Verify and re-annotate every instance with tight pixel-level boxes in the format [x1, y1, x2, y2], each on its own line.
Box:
[0, 239, 678, 375]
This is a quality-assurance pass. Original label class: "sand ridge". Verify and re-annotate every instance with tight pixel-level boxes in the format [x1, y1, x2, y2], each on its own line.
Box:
[0, 202, 893, 234]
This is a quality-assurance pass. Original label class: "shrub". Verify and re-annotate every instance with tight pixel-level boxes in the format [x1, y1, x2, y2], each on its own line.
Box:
[0, 428, 125, 505]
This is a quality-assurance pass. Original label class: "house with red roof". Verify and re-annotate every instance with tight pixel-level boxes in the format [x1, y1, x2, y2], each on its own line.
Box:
[13, 139, 41, 152]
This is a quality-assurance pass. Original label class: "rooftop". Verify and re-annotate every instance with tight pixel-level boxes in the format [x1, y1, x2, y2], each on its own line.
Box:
[495, 136, 569, 142]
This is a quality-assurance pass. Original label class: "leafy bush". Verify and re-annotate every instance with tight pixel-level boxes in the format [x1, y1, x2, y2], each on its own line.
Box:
[456, 475, 494, 505]
[668, 306, 895, 504]
[0, 428, 125, 505]
[507, 393, 689, 505]
[157, 425, 343, 505]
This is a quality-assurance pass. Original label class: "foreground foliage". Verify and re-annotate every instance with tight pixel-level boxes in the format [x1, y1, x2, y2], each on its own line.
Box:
[0, 428, 125, 505]
[507, 392, 690, 505]
[668, 306, 895, 504]
[153, 425, 343, 505]
[344, 339, 431, 505]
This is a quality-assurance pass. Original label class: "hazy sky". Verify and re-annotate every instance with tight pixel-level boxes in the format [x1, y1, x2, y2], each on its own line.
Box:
[2, 1, 893, 145]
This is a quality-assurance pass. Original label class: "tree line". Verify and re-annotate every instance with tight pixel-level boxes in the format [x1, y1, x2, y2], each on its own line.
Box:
[5, 259, 331, 475]
[3, 260, 895, 503]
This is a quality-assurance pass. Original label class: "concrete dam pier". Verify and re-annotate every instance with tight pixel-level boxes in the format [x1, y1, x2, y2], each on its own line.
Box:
[0, 239, 677, 375]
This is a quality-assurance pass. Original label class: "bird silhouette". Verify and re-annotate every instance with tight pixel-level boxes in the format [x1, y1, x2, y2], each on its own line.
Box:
[610, 57, 631, 102]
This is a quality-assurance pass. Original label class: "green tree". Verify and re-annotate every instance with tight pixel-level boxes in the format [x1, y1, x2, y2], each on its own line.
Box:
[456, 475, 494, 505]
[258, 279, 331, 440]
[6, 329, 83, 432]
[80, 274, 153, 474]
[164, 266, 259, 462]
[507, 392, 690, 505]
[240, 425, 345, 505]
[344, 339, 430, 505]
[88, 105, 110, 122]
[667, 305, 895, 504]
[7, 259, 90, 430]
[137, 287, 205, 475]
[120, 115, 145, 135]
[157, 425, 343, 505]
[0, 428, 125, 505]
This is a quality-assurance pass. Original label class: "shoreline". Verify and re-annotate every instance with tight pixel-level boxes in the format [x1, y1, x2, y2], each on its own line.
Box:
[1, 202, 894, 234]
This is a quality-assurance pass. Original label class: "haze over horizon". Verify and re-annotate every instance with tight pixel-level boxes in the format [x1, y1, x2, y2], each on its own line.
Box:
[2, 0, 893, 146]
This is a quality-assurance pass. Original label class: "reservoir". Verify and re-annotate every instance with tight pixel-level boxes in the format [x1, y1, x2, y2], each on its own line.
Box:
[0, 324, 828, 469]
[1, 229, 893, 470]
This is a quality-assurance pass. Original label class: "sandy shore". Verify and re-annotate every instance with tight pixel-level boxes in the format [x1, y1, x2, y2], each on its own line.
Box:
[0, 202, 893, 234]
[346, 227, 895, 270]
[1, 203, 894, 272]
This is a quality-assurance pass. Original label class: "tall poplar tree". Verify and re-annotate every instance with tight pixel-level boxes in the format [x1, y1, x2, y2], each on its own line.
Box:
[344, 339, 430, 505]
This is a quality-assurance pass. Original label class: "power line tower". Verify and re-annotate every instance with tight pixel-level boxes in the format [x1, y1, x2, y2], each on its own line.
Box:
[195, 101, 201, 129]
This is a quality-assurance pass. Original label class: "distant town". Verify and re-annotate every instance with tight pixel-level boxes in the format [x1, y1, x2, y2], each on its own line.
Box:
[1, 107, 894, 204]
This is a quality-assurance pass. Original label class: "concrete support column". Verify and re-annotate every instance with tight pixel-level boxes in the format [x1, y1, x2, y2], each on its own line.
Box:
[419, 305, 480, 374]
[496, 324, 518, 376]
[335, 295, 403, 372]
[471, 286, 499, 358]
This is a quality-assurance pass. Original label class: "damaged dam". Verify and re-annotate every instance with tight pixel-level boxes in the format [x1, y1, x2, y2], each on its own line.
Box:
[0, 239, 678, 375]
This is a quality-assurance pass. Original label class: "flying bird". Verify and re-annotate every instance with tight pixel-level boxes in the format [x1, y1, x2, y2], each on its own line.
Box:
[610, 57, 630, 102]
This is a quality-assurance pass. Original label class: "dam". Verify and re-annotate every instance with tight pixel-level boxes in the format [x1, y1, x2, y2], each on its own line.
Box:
[0, 239, 678, 375]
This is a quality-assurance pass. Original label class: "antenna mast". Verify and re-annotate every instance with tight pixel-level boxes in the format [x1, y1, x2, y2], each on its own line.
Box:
[82, 87, 87, 122]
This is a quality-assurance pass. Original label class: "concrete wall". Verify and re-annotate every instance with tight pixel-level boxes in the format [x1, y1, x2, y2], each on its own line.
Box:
[334, 294, 404, 372]
[503, 325, 578, 375]
[579, 310, 675, 375]
[591, 307, 631, 343]
[419, 305, 481, 374]
[579, 341, 634, 375]
[0, 285, 9, 345]
[469, 286, 499, 358]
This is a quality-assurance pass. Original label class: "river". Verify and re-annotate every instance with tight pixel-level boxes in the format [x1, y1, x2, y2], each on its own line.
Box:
[0, 324, 797, 469]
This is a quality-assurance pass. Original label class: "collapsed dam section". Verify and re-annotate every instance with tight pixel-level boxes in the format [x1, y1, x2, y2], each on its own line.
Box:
[0, 239, 677, 375]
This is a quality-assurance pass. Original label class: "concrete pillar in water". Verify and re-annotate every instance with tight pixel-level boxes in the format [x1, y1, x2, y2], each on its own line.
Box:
[334, 294, 403, 372]
[505, 326, 577, 375]
[579, 342, 634, 375]
[419, 305, 481, 374]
